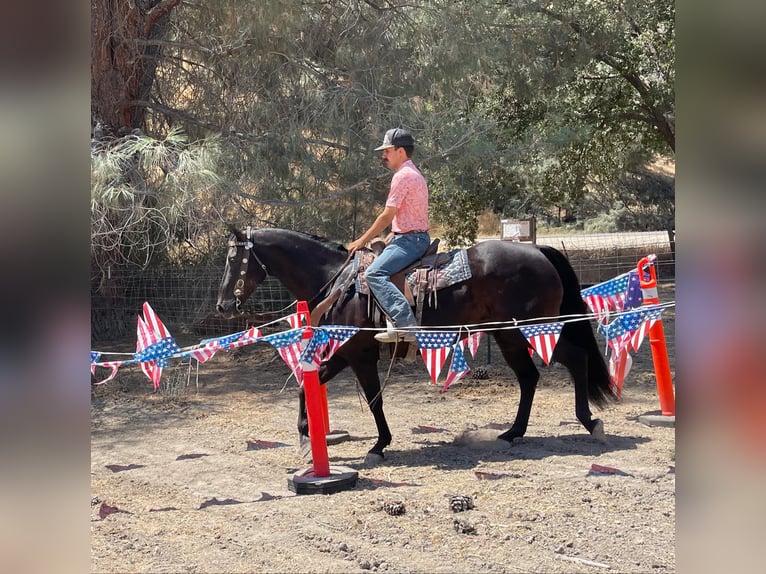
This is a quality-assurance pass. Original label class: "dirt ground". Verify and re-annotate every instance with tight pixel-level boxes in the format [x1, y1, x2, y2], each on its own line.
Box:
[91, 285, 675, 573]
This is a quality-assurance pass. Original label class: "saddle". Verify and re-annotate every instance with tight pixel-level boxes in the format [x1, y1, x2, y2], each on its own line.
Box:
[311, 238, 473, 328]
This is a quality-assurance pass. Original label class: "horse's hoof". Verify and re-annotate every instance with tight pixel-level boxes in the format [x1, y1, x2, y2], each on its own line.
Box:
[364, 452, 385, 466]
[590, 419, 606, 441]
[497, 429, 523, 443]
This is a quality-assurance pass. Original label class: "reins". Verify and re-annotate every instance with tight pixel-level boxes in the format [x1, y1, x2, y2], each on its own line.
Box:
[307, 251, 354, 307]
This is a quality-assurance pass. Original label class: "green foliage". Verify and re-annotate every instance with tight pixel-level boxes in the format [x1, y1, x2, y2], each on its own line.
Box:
[91, 127, 229, 275]
[91, 0, 675, 263]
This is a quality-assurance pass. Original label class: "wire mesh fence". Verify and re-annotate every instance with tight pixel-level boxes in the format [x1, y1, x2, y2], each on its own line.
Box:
[91, 231, 675, 343]
[535, 230, 675, 285]
[91, 267, 293, 343]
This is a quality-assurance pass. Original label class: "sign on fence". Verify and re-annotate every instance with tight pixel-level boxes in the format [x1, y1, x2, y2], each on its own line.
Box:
[500, 217, 536, 243]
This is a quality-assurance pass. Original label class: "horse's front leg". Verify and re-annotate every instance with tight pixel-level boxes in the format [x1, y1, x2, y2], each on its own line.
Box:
[297, 354, 347, 454]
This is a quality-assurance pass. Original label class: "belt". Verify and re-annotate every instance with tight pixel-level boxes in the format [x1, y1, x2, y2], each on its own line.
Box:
[394, 230, 428, 235]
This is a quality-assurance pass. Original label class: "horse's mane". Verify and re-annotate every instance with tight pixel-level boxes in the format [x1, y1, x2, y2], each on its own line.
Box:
[268, 228, 348, 254]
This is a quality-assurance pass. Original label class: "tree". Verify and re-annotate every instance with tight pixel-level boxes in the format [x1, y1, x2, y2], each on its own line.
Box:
[92, 0, 183, 130]
[91, 0, 675, 260]
[484, 1, 673, 226]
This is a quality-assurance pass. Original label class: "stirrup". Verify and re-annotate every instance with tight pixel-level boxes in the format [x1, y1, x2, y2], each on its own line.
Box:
[374, 319, 416, 343]
[374, 330, 416, 343]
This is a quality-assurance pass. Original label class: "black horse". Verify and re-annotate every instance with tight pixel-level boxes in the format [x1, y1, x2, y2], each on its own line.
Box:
[216, 227, 614, 462]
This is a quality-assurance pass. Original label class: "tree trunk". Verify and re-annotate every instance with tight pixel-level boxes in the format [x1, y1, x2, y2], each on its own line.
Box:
[91, 0, 182, 132]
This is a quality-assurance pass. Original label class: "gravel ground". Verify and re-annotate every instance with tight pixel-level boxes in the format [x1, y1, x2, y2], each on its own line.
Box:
[91, 286, 675, 573]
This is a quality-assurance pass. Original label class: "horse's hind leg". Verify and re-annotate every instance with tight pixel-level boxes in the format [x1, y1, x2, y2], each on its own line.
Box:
[493, 332, 540, 442]
[552, 338, 604, 438]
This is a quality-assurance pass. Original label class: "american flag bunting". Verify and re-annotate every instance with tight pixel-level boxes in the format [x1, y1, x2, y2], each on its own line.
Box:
[142, 302, 171, 339]
[319, 326, 360, 362]
[583, 293, 610, 323]
[414, 331, 458, 384]
[283, 313, 303, 330]
[441, 340, 470, 393]
[263, 328, 305, 384]
[620, 306, 663, 352]
[228, 326, 263, 349]
[463, 331, 483, 359]
[581, 274, 630, 313]
[91, 361, 124, 385]
[623, 270, 643, 310]
[91, 351, 100, 375]
[519, 322, 563, 365]
[608, 346, 632, 399]
[136, 315, 163, 390]
[299, 328, 330, 367]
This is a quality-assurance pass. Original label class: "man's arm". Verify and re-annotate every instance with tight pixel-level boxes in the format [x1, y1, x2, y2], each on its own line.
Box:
[348, 205, 397, 253]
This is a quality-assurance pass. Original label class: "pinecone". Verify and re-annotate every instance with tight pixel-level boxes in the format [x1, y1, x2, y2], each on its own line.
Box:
[471, 366, 489, 380]
[453, 518, 477, 534]
[382, 501, 406, 516]
[449, 494, 475, 513]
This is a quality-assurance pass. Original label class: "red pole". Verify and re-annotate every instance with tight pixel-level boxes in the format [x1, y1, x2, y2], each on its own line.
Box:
[636, 257, 675, 416]
[296, 301, 330, 477]
[320, 384, 330, 435]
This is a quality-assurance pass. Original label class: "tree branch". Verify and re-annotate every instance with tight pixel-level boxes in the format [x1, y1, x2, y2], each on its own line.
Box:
[143, 0, 183, 38]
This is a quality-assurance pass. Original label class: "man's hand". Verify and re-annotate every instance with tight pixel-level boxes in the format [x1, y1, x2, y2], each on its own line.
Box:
[347, 238, 366, 253]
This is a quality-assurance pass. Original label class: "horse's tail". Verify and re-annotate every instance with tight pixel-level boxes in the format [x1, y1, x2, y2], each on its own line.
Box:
[539, 246, 615, 408]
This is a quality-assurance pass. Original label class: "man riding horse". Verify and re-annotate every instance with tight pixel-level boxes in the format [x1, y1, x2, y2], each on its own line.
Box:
[348, 128, 430, 344]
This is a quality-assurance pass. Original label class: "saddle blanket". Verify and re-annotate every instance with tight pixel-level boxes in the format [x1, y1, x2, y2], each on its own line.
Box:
[353, 248, 472, 294]
[406, 248, 471, 291]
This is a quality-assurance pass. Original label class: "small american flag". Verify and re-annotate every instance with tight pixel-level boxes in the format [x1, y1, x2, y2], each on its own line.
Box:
[463, 331, 483, 359]
[442, 340, 470, 393]
[228, 326, 263, 349]
[320, 326, 360, 361]
[581, 274, 631, 312]
[299, 328, 330, 366]
[134, 336, 182, 366]
[414, 331, 458, 384]
[623, 270, 643, 310]
[136, 315, 162, 389]
[142, 302, 171, 339]
[90, 351, 100, 375]
[283, 313, 304, 330]
[582, 292, 610, 323]
[263, 329, 305, 383]
[519, 322, 563, 365]
[620, 306, 663, 352]
[91, 361, 123, 385]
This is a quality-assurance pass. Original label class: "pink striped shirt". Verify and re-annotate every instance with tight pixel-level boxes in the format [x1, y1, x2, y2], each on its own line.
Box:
[385, 160, 429, 233]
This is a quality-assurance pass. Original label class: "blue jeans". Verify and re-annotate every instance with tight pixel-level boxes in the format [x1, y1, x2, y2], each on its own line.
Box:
[364, 232, 430, 328]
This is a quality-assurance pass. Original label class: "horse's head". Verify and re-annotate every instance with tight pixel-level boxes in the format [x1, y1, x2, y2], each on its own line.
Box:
[215, 226, 268, 317]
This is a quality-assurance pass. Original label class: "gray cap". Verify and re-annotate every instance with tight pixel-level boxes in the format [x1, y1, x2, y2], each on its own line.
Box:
[374, 128, 414, 150]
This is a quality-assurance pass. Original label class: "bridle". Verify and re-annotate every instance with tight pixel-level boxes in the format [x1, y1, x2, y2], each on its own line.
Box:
[228, 226, 268, 304]
[226, 226, 354, 316]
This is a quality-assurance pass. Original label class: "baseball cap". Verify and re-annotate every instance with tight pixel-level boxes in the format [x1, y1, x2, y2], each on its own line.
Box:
[374, 128, 414, 150]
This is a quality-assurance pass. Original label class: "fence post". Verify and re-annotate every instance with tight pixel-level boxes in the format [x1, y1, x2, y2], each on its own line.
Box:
[637, 256, 675, 416]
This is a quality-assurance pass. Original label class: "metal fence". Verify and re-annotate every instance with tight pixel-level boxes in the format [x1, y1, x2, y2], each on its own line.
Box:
[91, 231, 675, 343]
[534, 230, 675, 285]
